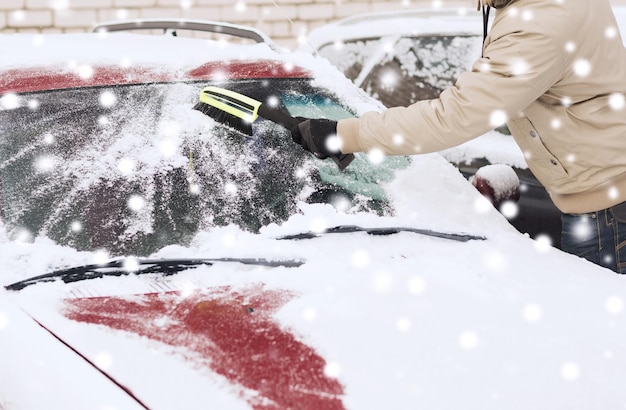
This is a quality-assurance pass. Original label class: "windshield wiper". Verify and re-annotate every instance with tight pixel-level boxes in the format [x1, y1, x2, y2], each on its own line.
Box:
[276, 225, 486, 242]
[5, 258, 304, 291]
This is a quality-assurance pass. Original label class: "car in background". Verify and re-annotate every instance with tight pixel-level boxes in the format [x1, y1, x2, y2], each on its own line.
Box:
[1, 19, 626, 410]
[302, 8, 564, 248]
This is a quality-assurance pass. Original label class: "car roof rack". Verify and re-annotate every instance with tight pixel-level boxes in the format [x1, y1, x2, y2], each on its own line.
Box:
[92, 18, 278, 50]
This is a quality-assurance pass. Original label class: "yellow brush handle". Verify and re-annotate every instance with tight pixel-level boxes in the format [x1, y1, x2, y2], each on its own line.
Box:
[198, 86, 262, 123]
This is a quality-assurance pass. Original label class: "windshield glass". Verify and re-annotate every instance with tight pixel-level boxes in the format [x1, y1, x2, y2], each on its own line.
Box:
[0, 78, 409, 256]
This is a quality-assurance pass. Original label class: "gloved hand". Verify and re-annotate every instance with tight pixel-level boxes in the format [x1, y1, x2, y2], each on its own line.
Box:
[291, 118, 354, 170]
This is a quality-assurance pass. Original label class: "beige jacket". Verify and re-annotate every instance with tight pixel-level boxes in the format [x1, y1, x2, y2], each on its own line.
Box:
[338, 0, 626, 214]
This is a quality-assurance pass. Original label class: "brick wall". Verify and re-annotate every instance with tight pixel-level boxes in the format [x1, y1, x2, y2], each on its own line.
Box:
[2, 0, 626, 49]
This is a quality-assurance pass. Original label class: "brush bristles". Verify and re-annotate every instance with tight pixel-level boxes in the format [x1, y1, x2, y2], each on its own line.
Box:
[193, 101, 253, 136]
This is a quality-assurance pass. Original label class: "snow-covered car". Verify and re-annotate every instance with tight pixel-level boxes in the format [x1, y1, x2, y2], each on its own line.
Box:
[2, 20, 626, 410]
[302, 8, 564, 248]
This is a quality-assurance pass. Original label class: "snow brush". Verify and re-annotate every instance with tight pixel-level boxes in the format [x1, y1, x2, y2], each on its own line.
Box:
[193, 86, 354, 170]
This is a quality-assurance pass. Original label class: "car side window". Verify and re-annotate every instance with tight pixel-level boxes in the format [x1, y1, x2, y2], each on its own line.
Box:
[318, 35, 482, 107]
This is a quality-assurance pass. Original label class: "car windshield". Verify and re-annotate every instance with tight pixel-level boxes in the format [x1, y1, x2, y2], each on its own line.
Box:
[317, 35, 482, 104]
[0, 78, 410, 256]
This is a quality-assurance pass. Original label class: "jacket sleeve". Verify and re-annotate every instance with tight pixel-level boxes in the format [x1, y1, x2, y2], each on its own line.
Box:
[337, 27, 570, 155]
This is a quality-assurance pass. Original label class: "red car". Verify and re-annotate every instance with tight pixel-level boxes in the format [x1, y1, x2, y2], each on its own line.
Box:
[1, 19, 625, 410]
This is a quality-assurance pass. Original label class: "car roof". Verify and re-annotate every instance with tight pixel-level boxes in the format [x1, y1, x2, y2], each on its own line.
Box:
[0, 31, 315, 94]
[304, 7, 483, 51]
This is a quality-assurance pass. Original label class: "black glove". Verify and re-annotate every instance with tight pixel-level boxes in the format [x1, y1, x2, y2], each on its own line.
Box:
[291, 118, 354, 170]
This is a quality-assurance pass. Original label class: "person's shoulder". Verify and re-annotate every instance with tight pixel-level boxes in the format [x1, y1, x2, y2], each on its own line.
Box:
[489, 0, 590, 45]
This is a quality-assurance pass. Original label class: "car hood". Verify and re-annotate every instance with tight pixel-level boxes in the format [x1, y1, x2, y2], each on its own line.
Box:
[3, 155, 626, 409]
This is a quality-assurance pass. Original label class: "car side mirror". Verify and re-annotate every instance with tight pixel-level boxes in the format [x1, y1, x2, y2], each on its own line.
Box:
[470, 164, 520, 209]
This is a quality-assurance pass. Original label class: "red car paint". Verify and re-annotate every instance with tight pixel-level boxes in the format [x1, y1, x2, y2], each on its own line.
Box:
[64, 285, 345, 410]
[0, 60, 312, 95]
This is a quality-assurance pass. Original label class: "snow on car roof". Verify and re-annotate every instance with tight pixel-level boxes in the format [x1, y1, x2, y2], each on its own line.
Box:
[0, 32, 280, 70]
[303, 7, 483, 50]
[0, 31, 381, 115]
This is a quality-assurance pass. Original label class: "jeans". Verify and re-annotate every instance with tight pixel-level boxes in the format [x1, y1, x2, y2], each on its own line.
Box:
[561, 202, 626, 273]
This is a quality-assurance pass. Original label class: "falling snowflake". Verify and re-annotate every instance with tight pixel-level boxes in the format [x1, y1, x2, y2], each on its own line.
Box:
[323, 361, 342, 378]
[509, 59, 529, 76]
[605, 26, 618, 39]
[93, 249, 110, 264]
[380, 70, 398, 89]
[224, 182, 238, 195]
[407, 276, 426, 295]
[483, 250, 507, 273]
[94, 351, 114, 370]
[396, 317, 411, 333]
[221, 233, 237, 247]
[533, 234, 553, 252]
[573, 59, 591, 77]
[333, 40, 345, 50]
[605, 296, 624, 315]
[127, 195, 145, 211]
[159, 138, 180, 158]
[70, 221, 83, 232]
[14, 228, 33, 243]
[124, 256, 140, 272]
[27, 99, 40, 110]
[351, 249, 370, 269]
[235, 1, 246, 13]
[392, 133, 404, 146]
[325, 135, 343, 154]
[308, 217, 328, 233]
[99, 90, 117, 108]
[11, 10, 25, 22]
[330, 194, 350, 211]
[560, 362, 580, 382]
[571, 216, 593, 240]
[473, 195, 493, 214]
[76, 64, 94, 80]
[189, 183, 200, 194]
[117, 158, 136, 176]
[521, 10, 533, 21]
[98, 115, 110, 126]
[609, 93, 625, 110]
[302, 307, 317, 321]
[489, 110, 507, 128]
[499, 200, 519, 219]
[266, 95, 280, 107]
[55, 0, 71, 9]
[367, 148, 385, 164]
[523, 303, 543, 323]
[0, 93, 19, 110]
[459, 330, 479, 350]
[32, 34, 45, 47]
[370, 270, 393, 293]
[35, 155, 56, 173]
[560, 96, 572, 107]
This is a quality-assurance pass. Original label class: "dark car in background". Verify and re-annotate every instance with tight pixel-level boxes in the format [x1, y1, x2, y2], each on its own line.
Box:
[303, 8, 564, 248]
